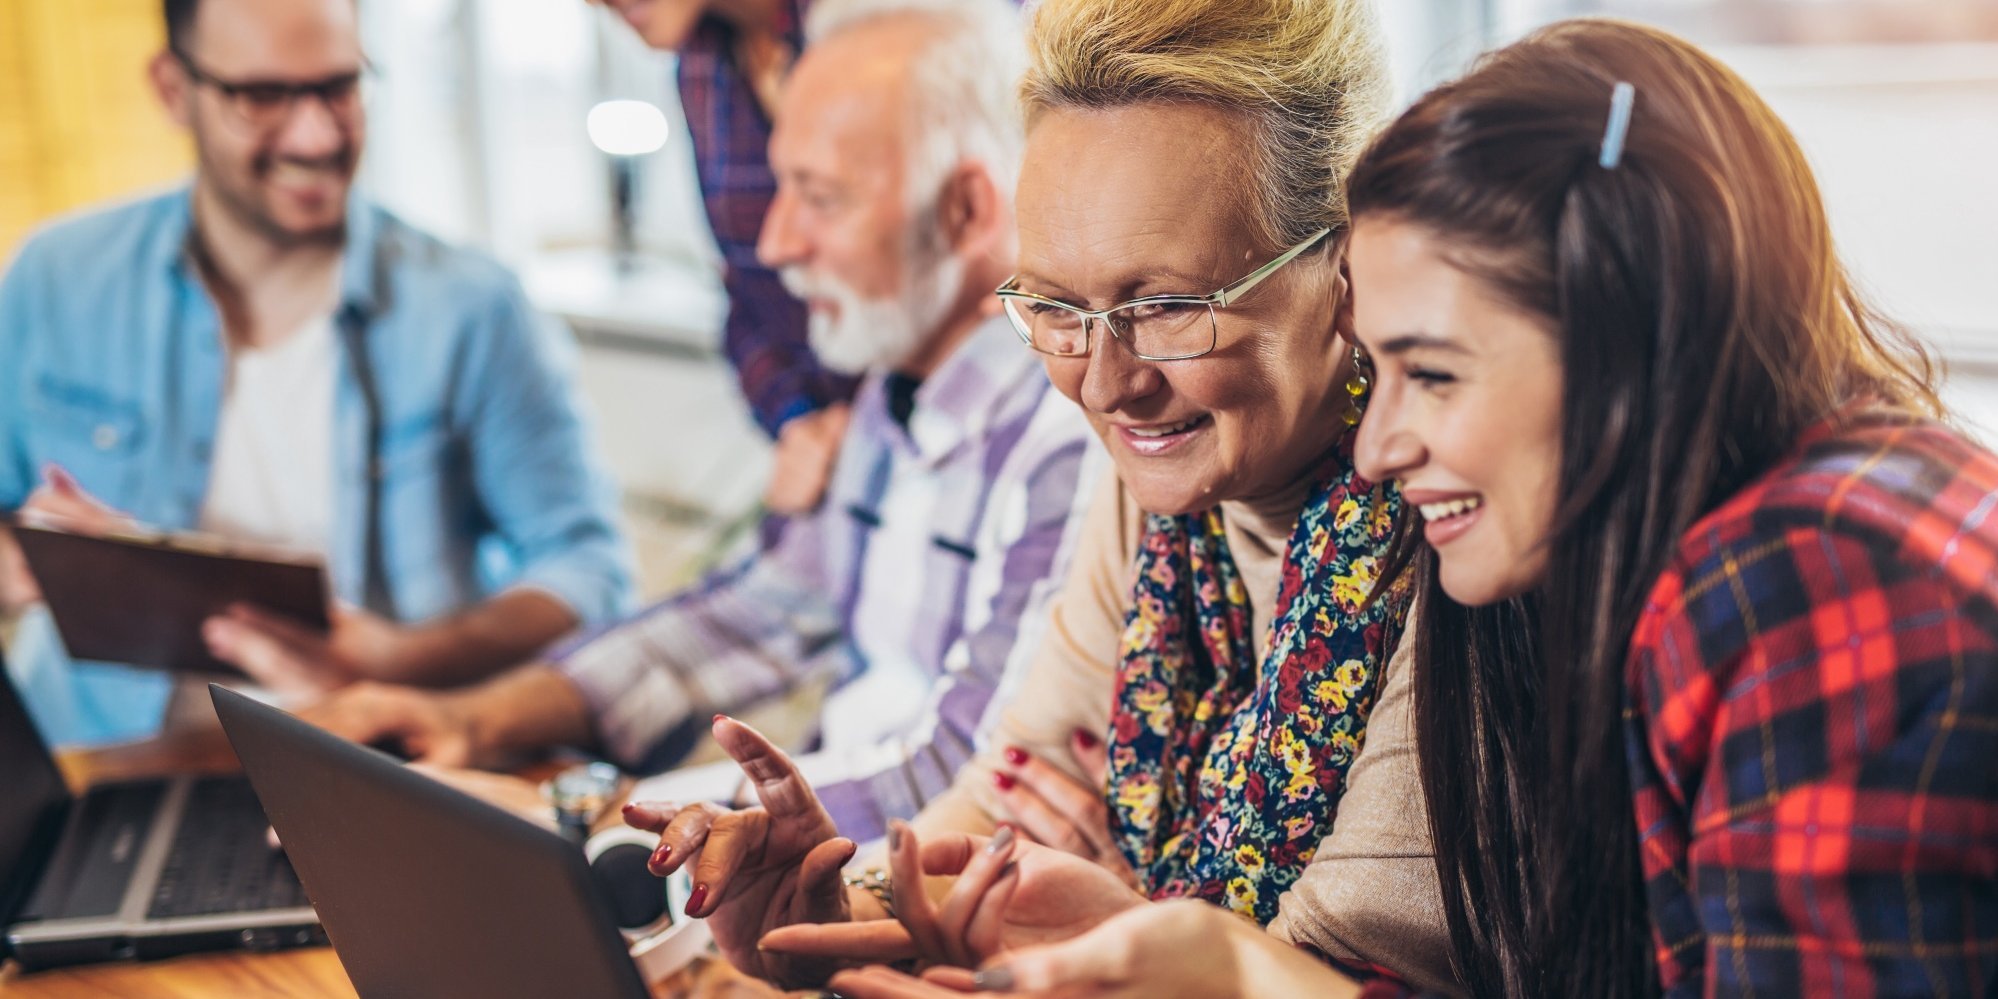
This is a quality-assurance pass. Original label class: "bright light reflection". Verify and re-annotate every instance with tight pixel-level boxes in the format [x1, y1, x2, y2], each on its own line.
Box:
[587, 100, 670, 156]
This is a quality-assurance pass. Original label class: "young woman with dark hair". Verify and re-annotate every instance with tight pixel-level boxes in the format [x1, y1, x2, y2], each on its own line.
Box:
[1342, 18, 1993, 996]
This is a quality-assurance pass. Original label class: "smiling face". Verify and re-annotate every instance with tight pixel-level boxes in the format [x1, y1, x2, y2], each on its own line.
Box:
[1348, 216, 1565, 606]
[1014, 103, 1350, 515]
[755, 19, 971, 377]
[162, 0, 365, 245]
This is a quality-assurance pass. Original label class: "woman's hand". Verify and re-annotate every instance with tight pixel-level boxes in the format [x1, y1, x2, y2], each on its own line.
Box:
[621, 715, 858, 989]
[819, 966, 996, 998]
[758, 821, 1147, 970]
[992, 730, 1137, 888]
[826, 900, 1367, 999]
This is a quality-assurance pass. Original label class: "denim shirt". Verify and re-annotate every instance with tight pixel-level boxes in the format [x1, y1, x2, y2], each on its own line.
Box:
[0, 187, 635, 745]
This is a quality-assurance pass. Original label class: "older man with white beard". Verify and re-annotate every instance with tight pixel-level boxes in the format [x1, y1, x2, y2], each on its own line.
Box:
[302, 0, 1099, 845]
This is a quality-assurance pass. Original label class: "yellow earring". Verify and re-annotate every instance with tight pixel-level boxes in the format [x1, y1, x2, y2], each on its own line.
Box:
[1341, 346, 1371, 426]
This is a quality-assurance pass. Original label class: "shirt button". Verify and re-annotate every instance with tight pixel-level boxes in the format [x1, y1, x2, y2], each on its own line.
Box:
[93, 424, 120, 450]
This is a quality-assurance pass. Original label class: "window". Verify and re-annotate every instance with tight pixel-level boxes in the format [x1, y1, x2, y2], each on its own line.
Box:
[1384, 0, 1998, 438]
[357, 0, 714, 268]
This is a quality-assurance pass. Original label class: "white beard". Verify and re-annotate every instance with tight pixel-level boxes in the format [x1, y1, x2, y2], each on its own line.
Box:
[781, 238, 965, 377]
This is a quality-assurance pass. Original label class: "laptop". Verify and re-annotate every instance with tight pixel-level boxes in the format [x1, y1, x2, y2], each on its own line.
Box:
[209, 682, 654, 999]
[0, 654, 318, 972]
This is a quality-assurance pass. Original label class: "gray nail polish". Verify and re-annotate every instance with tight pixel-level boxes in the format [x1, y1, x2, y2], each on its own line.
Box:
[973, 966, 1015, 992]
[888, 823, 905, 851]
[985, 825, 1016, 855]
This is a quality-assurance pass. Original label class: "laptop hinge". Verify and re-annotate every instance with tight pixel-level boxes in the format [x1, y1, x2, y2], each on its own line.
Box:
[0, 797, 72, 959]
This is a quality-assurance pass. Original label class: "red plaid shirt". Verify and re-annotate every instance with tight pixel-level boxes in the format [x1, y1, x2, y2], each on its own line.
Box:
[1627, 409, 1998, 996]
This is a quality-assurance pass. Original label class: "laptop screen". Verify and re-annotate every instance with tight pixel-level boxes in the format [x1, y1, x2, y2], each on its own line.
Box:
[0, 655, 73, 931]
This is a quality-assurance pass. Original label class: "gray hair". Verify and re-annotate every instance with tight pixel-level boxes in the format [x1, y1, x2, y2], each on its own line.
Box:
[805, 0, 1029, 217]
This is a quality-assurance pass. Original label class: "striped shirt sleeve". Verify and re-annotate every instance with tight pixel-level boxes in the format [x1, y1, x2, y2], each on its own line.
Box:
[556, 512, 851, 773]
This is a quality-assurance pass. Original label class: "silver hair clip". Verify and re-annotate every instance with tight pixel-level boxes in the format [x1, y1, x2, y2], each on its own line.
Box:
[1599, 81, 1636, 169]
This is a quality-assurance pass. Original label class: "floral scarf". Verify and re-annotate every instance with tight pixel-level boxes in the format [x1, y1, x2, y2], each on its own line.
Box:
[1106, 433, 1406, 923]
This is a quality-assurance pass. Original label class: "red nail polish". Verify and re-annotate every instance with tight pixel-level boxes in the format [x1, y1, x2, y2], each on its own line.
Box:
[992, 771, 1016, 791]
[1073, 728, 1100, 750]
[651, 843, 672, 868]
[1003, 746, 1028, 767]
[685, 883, 710, 917]
[621, 802, 639, 815]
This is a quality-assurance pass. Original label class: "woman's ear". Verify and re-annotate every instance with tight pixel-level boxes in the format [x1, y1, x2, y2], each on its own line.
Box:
[1330, 239, 1358, 347]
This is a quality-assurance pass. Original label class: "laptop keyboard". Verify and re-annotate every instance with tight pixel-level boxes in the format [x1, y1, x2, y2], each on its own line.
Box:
[21, 780, 167, 921]
[146, 777, 310, 919]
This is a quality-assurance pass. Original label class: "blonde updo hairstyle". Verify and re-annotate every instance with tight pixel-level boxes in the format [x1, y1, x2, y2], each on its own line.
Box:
[1019, 0, 1391, 251]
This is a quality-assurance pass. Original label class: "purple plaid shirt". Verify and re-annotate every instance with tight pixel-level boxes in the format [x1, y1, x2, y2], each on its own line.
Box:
[677, 3, 858, 434]
[559, 319, 1100, 842]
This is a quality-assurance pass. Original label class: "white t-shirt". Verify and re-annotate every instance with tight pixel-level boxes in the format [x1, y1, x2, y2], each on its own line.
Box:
[197, 312, 338, 560]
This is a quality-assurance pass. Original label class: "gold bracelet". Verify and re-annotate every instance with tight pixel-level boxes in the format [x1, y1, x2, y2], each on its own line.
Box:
[842, 868, 894, 919]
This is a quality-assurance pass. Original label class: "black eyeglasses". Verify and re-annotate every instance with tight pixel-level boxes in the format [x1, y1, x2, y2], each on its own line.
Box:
[172, 49, 369, 133]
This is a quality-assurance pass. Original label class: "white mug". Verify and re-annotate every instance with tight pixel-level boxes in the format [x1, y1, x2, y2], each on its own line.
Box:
[583, 825, 715, 983]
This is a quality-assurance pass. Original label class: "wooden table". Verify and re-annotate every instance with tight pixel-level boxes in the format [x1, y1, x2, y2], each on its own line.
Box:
[0, 729, 792, 999]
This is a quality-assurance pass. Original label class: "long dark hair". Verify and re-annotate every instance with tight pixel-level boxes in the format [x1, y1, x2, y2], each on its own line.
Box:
[1345, 19, 1940, 997]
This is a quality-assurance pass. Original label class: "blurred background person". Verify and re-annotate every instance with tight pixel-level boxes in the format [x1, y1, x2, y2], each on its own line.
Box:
[0, 0, 633, 746]
[588, 0, 861, 516]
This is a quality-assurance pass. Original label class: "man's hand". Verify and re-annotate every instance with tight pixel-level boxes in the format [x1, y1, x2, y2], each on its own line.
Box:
[263, 758, 560, 852]
[4, 465, 134, 610]
[204, 603, 412, 700]
[22, 465, 132, 535]
[621, 715, 856, 989]
[406, 764, 556, 830]
[295, 665, 594, 771]
[763, 403, 850, 515]
[294, 680, 482, 767]
[992, 729, 1138, 887]
[0, 527, 38, 612]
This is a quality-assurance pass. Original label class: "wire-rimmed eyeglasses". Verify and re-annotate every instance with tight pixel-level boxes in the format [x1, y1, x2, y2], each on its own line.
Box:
[995, 227, 1332, 361]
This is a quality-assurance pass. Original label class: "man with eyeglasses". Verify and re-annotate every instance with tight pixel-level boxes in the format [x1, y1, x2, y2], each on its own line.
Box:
[300, 0, 1099, 849]
[0, 0, 634, 746]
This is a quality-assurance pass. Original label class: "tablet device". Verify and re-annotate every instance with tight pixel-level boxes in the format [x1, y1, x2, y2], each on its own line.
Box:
[12, 523, 329, 675]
